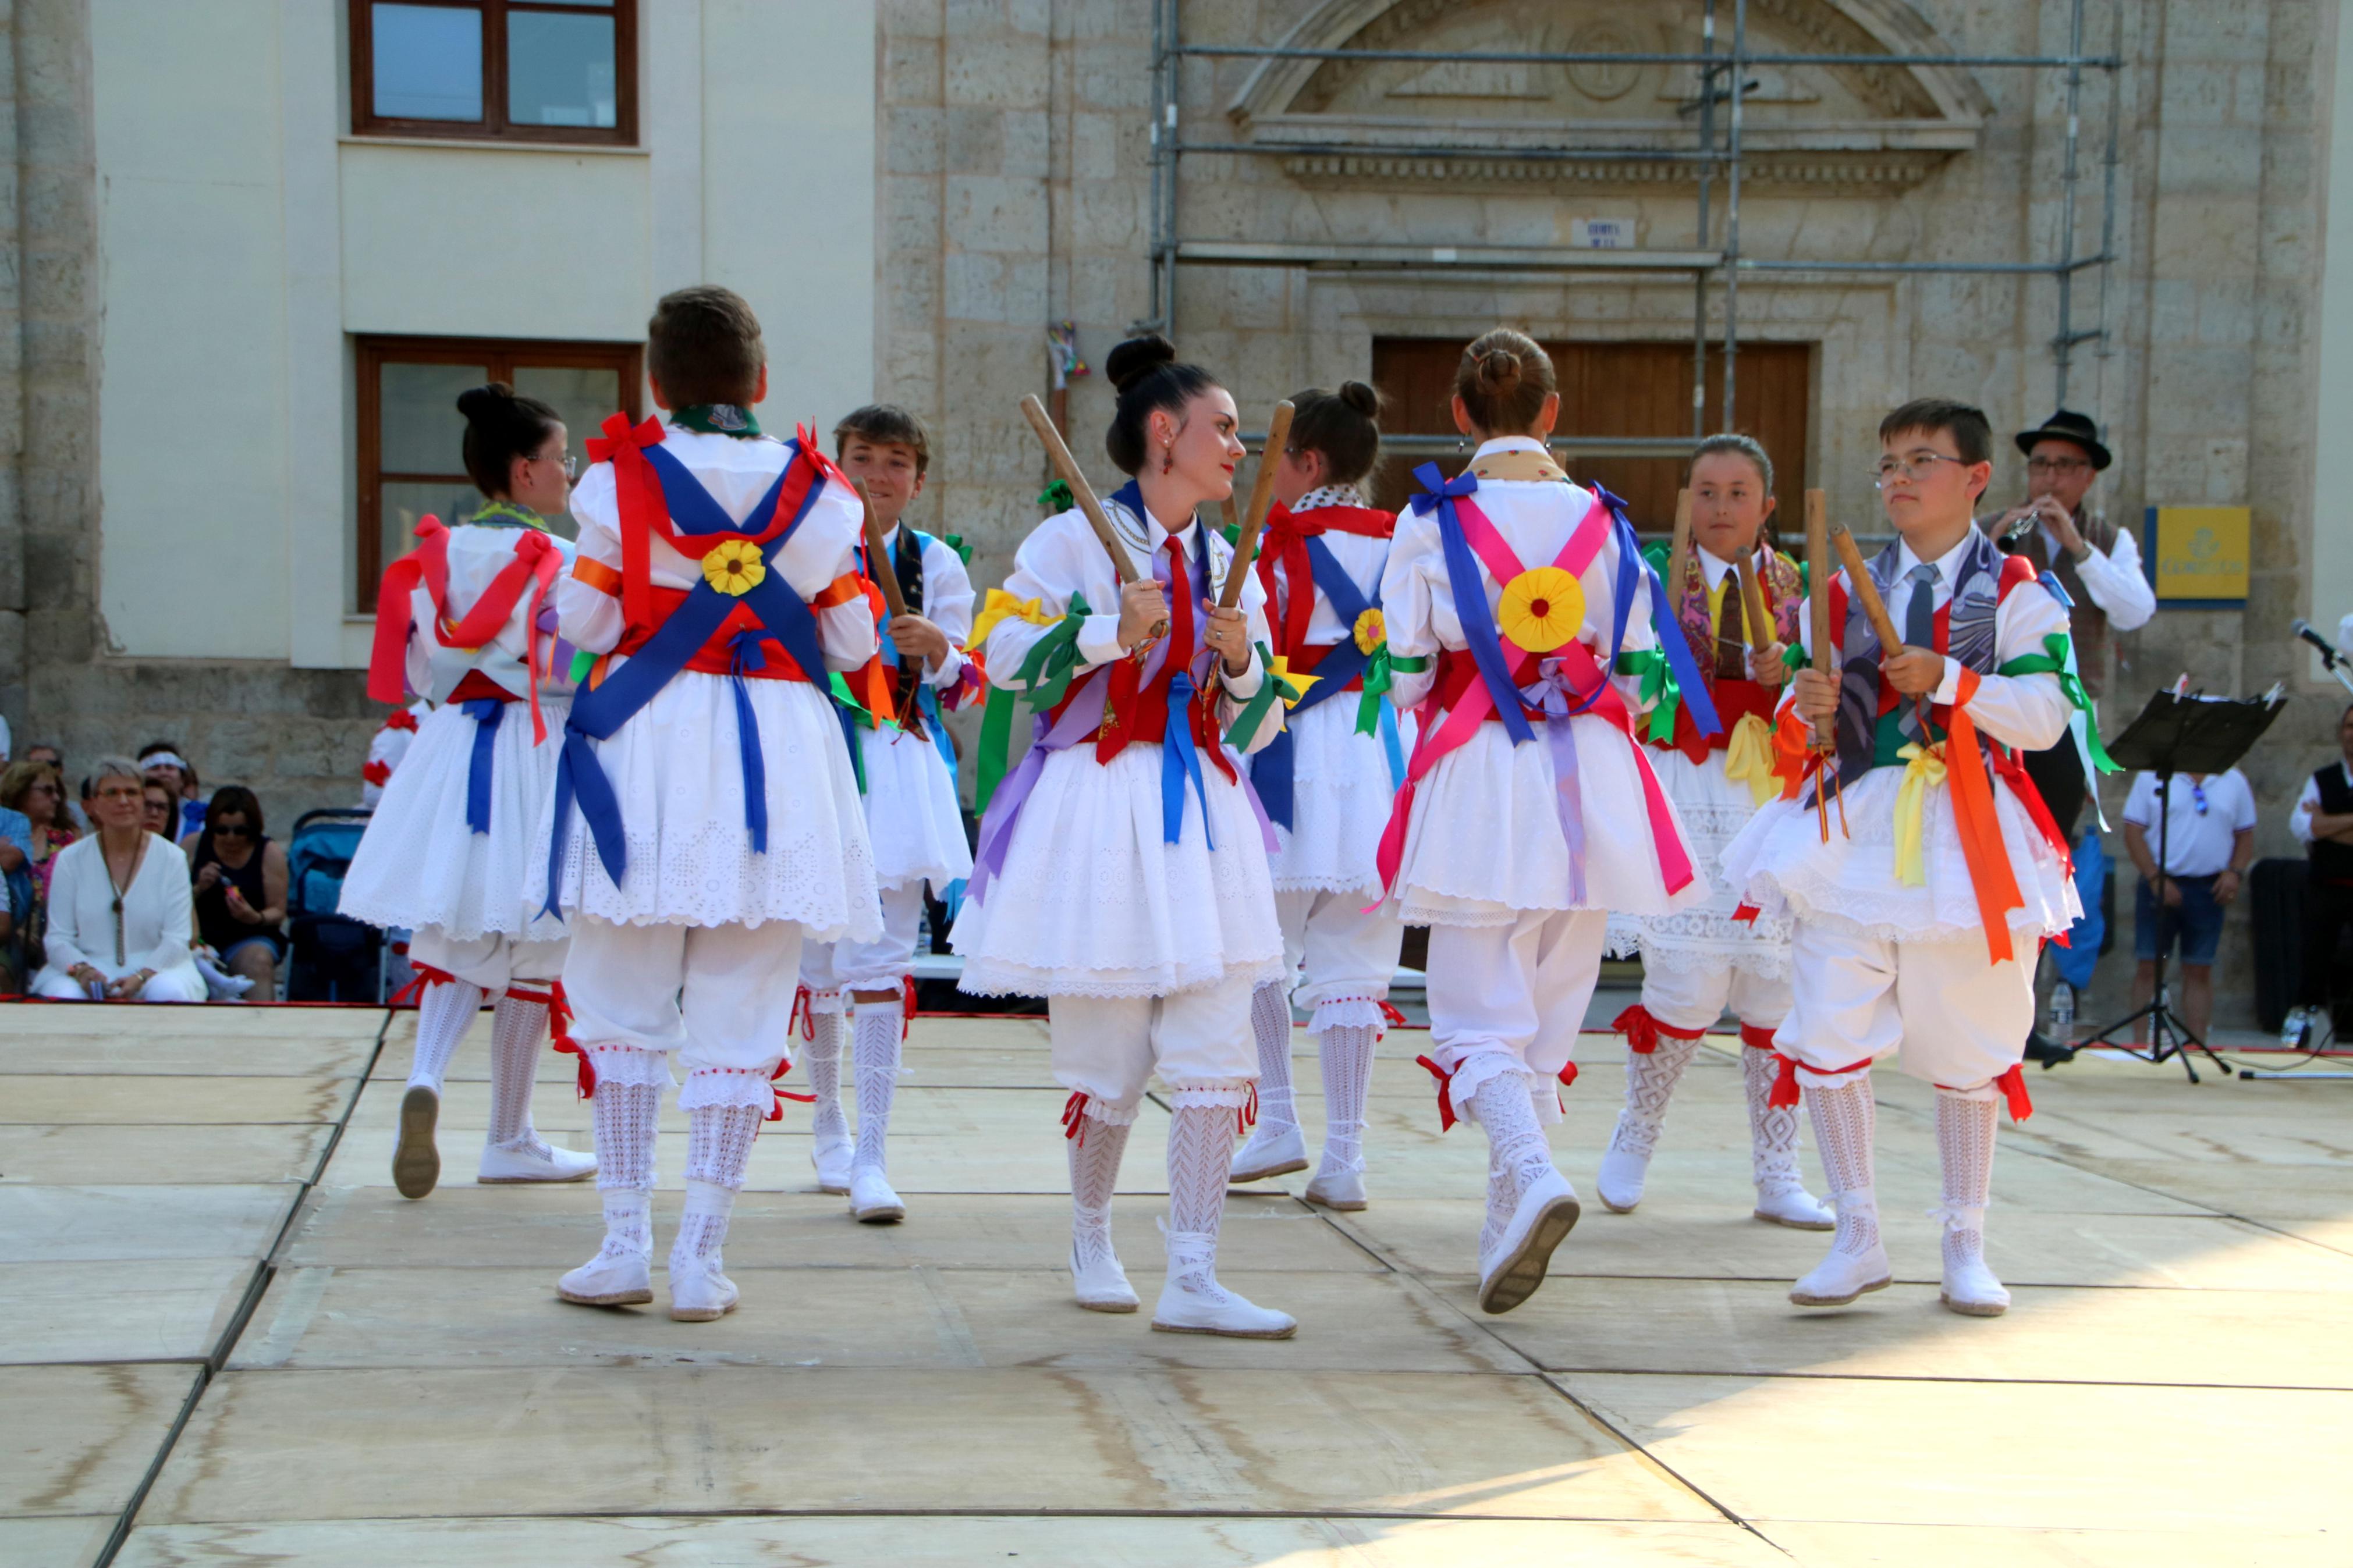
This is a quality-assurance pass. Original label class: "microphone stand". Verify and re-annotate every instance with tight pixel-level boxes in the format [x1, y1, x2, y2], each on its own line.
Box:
[2297, 622, 2353, 698]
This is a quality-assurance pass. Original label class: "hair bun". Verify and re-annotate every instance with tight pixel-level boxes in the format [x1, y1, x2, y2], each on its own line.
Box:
[1103, 333, 1179, 394]
[1337, 379, 1380, 418]
[1475, 351, 1521, 396]
[456, 381, 518, 422]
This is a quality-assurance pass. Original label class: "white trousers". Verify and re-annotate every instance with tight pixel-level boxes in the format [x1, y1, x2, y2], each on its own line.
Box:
[1425, 910, 1608, 1124]
[1774, 920, 2030, 1094]
[1274, 886, 1405, 1020]
[799, 878, 925, 1002]
[33, 962, 207, 1003]
[1641, 955, 1791, 1034]
[1049, 967, 1258, 1122]
[409, 926, 566, 994]
[561, 913, 803, 1076]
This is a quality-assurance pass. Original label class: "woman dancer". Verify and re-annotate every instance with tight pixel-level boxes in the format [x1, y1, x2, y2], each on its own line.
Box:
[1599, 436, 1833, 1228]
[1380, 329, 1710, 1314]
[343, 382, 595, 1199]
[1228, 382, 1415, 1210]
[954, 333, 1294, 1339]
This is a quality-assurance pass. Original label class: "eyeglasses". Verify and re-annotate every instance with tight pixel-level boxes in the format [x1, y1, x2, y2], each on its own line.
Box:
[2026, 456, 2091, 476]
[1873, 452, 1971, 488]
[537, 451, 579, 479]
[212, 822, 250, 838]
[2190, 783, 2209, 816]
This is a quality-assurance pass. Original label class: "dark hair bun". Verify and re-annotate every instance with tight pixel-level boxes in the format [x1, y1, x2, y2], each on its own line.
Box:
[1104, 333, 1179, 394]
[1337, 379, 1379, 417]
[456, 381, 519, 422]
[1475, 351, 1521, 396]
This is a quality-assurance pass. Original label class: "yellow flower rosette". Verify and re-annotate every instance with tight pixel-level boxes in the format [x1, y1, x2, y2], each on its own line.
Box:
[701, 538, 766, 596]
[1497, 566, 1584, 653]
[1353, 606, 1387, 656]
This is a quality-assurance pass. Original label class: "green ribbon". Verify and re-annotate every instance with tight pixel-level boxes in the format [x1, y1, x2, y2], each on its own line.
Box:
[972, 592, 1094, 813]
[567, 647, 597, 687]
[1223, 641, 1298, 751]
[669, 404, 762, 438]
[942, 531, 973, 566]
[826, 673, 871, 794]
[1354, 648, 1428, 735]
[1615, 649, 1678, 742]
[1997, 634, 2118, 773]
[1037, 479, 1074, 513]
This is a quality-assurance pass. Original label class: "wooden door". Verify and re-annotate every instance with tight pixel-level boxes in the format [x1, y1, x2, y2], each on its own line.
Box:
[1369, 338, 1811, 539]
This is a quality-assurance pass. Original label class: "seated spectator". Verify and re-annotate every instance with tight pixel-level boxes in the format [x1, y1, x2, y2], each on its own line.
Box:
[0, 760, 76, 987]
[30, 756, 205, 1002]
[141, 780, 177, 840]
[138, 743, 206, 838]
[29, 746, 90, 832]
[2124, 766, 2257, 1046]
[183, 785, 288, 1001]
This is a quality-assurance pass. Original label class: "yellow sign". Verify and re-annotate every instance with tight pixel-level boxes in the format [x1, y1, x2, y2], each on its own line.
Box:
[2146, 506, 2249, 605]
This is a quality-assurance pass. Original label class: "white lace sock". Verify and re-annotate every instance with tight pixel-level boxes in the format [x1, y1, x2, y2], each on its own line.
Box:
[1249, 982, 1297, 1136]
[484, 995, 553, 1158]
[1744, 1042, 1808, 1195]
[1608, 1033, 1701, 1161]
[591, 1079, 662, 1193]
[1477, 1161, 1514, 1258]
[1469, 1071, 1556, 1203]
[1935, 1089, 1999, 1271]
[594, 1189, 652, 1264]
[1068, 1116, 1133, 1271]
[1802, 1074, 1881, 1259]
[851, 1000, 903, 1175]
[406, 979, 485, 1092]
[807, 1007, 850, 1144]
[673, 1102, 763, 1275]
[1166, 1103, 1237, 1288]
[672, 1180, 737, 1277]
[1314, 1023, 1375, 1179]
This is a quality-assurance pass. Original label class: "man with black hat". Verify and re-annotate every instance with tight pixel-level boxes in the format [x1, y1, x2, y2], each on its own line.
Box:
[1988, 410, 2155, 1049]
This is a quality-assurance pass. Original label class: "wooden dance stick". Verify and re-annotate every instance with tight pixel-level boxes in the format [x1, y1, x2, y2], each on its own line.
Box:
[1734, 552, 1775, 653]
[1018, 392, 1164, 645]
[854, 481, 910, 621]
[1827, 519, 1904, 656]
[1802, 490, 1836, 753]
[1665, 488, 1694, 620]
[1216, 400, 1294, 610]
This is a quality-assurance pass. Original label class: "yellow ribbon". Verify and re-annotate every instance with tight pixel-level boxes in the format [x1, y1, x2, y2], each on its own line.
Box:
[1893, 740, 1948, 887]
[1266, 656, 1321, 709]
[1722, 712, 1781, 808]
[968, 588, 1059, 645]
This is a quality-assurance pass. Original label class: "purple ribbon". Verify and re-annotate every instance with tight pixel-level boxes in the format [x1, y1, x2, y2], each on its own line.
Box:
[1522, 657, 1592, 905]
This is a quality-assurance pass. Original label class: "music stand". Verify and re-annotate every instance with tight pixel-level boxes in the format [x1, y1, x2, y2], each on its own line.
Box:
[2076, 690, 2284, 1082]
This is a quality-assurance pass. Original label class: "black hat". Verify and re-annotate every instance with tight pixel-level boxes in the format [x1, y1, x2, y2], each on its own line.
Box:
[2014, 408, 2110, 471]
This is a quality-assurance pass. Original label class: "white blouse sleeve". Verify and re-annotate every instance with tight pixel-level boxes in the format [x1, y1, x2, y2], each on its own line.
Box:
[556, 462, 624, 656]
[920, 535, 976, 686]
[1931, 577, 2074, 752]
[1380, 509, 1443, 712]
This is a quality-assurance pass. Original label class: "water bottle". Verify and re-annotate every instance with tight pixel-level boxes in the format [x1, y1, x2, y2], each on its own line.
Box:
[2049, 980, 2074, 1035]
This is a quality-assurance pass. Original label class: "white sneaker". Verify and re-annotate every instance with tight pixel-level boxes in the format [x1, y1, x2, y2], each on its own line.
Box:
[478, 1139, 597, 1184]
[1228, 1121, 1309, 1185]
[1152, 1229, 1297, 1338]
[1477, 1168, 1581, 1315]
[1303, 1164, 1367, 1211]
[1789, 1241, 1893, 1307]
[849, 1166, 906, 1224]
[1069, 1242, 1139, 1313]
[812, 1132, 857, 1196]
[558, 1245, 653, 1307]
[1752, 1179, 1836, 1230]
[1595, 1142, 1651, 1214]
[392, 1085, 441, 1200]
[668, 1260, 740, 1322]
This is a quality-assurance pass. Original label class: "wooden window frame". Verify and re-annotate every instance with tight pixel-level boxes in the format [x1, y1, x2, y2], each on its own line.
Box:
[349, 0, 639, 146]
[355, 334, 644, 610]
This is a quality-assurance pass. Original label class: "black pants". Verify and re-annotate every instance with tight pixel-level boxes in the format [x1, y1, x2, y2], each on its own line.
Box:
[2301, 878, 2353, 1009]
[2022, 739, 2086, 844]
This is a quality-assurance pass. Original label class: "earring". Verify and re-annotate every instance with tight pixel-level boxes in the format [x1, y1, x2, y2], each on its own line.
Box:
[1160, 442, 1174, 475]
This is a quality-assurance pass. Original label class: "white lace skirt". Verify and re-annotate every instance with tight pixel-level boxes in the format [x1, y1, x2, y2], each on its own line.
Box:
[342, 696, 570, 943]
[1604, 748, 1792, 977]
[858, 723, 973, 893]
[531, 670, 882, 940]
[1386, 712, 1708, 929]
[1255, 697, 1413, 899]
[951, 740, 1286, 999]
[1720, 762, 2081, 945]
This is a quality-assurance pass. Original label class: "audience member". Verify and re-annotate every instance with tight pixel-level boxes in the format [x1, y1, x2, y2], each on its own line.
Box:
[28, 746, 89, 831]
[30, 756, 205, 1002]
[0, 760, 74, 988]
[184, 785, 288, 1001]
[137, 743, 206, 838]
[2284, 703, 2353, 1047]
[141, 780, 177, 840]
[2123, 765, 2256, 1047]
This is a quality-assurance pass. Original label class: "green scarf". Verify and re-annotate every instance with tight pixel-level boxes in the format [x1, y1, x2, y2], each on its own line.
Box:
[670, 404, 762, 438]
[470, 500, 548, 531]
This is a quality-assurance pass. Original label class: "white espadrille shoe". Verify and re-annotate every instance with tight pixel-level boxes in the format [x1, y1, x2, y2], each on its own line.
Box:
[668, 1260, 740, 1322]
[1069, 1240, 1140, 1313]
[811, 1131, 856, 1196]
[558, 1243, 653, 1307]
[478, 1139, 597, 1185]
[1477, 1168, 1580, 1315]
[1151, 1228, 1296, 1339]
[849, 1165, 906, 1225]
[1227, 1120, 1309, 1185]
[392, 1085, 441, 1200]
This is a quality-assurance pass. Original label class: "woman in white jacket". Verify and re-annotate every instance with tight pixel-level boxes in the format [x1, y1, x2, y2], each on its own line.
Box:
[32, 757, 205, 1003]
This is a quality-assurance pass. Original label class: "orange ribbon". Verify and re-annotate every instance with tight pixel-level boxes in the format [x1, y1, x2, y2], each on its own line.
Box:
[1941, 670, 2025, 965]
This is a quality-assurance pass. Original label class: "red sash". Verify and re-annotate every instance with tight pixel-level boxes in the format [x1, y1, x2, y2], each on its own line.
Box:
[367, 518, 563, 742]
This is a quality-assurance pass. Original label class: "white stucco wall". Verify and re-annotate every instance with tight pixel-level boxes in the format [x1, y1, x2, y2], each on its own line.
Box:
[2312, 0, 2353, 664]
[91, 0, 876, 666]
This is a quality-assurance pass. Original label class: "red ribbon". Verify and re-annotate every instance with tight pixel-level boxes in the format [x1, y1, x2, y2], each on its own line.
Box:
[545, 979, 594, 1099]
[385, 708, 420, 733]
[1609, 1004, 1702, 1055]
[767, 1057, 817, 1122]
[1255, 501, 1396, 659]
[790, 984, 814, 1041]
[1378, 999, 1408, 1032]
[1060, 1090, 1093, 1146]
[1557, 1061, 1579, 1090]
[1768, 1051, 1878, 1109]
[362, 759, 392, 787]
[1414, 1055, 1458, 1132]
[1737, 1022, 1778, 1052]
[900, 974, 918, 1041]
[368, 518, 563, 744]
[1236, 1080, 1259, 1137]
[1994, 1065, 2033, 1122]
[386, 963, 455, 1008]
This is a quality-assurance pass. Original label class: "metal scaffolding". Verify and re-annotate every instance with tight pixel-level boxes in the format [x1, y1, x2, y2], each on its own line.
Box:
[1141, 0, 2127, 452]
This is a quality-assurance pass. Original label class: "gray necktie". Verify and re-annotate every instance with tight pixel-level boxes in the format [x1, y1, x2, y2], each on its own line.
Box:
[1904, 562, 1939, 649]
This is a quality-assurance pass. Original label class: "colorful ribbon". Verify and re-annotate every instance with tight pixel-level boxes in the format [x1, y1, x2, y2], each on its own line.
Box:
[1892, 740, 1947, 887]
[459, 698, 505, 834]
[1722, 712, 1780, 807]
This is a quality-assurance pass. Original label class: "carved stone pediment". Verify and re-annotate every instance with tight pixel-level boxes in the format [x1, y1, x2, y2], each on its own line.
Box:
[1226, 0, 1993, 193]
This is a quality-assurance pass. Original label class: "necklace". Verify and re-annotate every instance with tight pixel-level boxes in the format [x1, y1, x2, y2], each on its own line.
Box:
[102, 833, 147, 967]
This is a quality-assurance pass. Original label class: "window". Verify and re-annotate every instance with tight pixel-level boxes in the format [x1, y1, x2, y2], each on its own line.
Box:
[350, 1, 637, 145]
[356, 336, 644, 609]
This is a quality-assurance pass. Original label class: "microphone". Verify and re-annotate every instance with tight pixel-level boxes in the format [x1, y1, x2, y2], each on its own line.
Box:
[2294, 619, 2342, 668]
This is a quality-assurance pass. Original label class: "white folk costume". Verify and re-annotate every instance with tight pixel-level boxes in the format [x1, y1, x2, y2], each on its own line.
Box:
[1379, 439, 1712, 1314]
[1720, 524, 2083, 1315]
[343, 504, 595, 1197]
[1227, 484, 1418, 1208]
[797, 521, 982, 1219]
[540, 408, 883, 1322]
[361, 700, 428, 808]
[1596, 541, 1833, 1230]
[952, 480, 1295, 1338]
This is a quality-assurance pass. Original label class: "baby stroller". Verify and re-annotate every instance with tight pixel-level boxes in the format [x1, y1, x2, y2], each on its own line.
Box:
[285, 808, 384, 1002]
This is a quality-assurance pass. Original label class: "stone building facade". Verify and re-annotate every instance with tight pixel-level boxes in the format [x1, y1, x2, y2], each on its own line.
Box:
[4, 0, 2350, 1019]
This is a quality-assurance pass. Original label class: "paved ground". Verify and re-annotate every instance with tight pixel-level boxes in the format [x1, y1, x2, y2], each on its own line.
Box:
[4, 1000, 2350, 1566]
